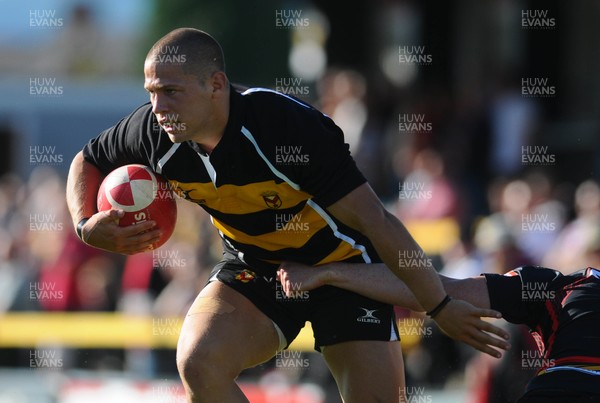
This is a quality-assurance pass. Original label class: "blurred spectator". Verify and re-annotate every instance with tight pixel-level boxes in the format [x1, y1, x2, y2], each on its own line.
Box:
[516, 171, 566, 264]
[36, 4, 104, 77]
[316, 68, 384, 190]
[393, 148, 459, 221]
[316, 68, 368, 155]
[0, 174, 27, 312]
[543, 179, 600, 272]
[488, 78, 540, 178]
[473, 179, 532, 272]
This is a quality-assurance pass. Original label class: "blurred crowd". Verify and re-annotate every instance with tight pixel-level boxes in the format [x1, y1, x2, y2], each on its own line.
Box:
[1, 1, 600, 401]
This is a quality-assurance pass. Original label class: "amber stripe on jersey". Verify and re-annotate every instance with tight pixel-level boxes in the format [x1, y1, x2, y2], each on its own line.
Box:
[170, 179, 311, 214]
[168, 177, 366, 265]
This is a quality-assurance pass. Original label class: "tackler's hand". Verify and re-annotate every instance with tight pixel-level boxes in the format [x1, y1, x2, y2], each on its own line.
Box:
[432, 298, 511, 358]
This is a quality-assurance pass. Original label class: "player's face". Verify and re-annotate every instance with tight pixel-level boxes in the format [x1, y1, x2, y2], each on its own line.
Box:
[143, 60, 221, 144]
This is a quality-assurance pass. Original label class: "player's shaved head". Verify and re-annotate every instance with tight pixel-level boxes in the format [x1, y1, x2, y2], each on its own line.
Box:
[146, 28, 225, 81]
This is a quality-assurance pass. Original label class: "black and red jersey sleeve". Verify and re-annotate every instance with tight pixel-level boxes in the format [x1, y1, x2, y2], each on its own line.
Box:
[82, 103, 158, 175]
[483, 266, 562, 328]
[243, 90, 366, 208]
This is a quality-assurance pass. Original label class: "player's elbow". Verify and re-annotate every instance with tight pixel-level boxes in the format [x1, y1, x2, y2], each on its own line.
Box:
[354, 203, 391, 239]
[67, 151, 92, 183]
[371, 209, 405, 247]
[68, 151, 103, 182]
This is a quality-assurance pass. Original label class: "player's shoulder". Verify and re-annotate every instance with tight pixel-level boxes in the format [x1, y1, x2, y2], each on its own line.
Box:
[106, 102, 154, 131]
[128, 102, 155, 122]
[101, 102, 161, 145]
[239, 87, 314, 111]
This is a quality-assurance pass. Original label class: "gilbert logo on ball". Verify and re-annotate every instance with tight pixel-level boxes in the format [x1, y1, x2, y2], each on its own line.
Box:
[97, 164, 177, 249]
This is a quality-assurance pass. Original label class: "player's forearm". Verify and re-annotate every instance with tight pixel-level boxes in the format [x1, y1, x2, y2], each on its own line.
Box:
[66, 151, 103, 228]
[326, 262, 424, 311]
[321, 263, 490, 311]
[326, 184, 447, 311]
[364, 209, 447, 312]
[440, 276, 491, 310]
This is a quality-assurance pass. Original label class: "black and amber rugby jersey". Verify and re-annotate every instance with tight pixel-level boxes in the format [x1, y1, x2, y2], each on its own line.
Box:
[484, 266, 600, 392]
[83, 87, 380, 272]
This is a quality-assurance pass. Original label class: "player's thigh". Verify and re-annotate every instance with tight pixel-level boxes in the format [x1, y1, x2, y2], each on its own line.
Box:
[322, 340, 405, 402]
[177, 280, 280, 373]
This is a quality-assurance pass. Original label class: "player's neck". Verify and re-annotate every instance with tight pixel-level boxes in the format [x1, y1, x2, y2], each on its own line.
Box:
[193, 123, 226, 154]
[196, 137, 220, 154]
[194, 93, 229, 154]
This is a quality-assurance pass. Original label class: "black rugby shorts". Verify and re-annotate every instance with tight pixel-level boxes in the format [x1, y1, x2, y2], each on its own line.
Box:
[208, 253, 399, 351]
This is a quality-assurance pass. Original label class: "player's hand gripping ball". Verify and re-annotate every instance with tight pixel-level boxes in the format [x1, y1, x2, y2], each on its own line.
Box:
[97, 164, 177, 249]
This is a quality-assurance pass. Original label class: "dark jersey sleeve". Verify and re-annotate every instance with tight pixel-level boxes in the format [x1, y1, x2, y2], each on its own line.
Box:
[483, 266, 562, 328]
[245, 91, 366, 207]
[82, 103, 158, 175]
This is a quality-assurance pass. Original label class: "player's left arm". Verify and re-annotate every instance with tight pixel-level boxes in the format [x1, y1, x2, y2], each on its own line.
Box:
[326, 183, 510, 357]
[277, 260, 423, 310]
[277, 261, 492, 312]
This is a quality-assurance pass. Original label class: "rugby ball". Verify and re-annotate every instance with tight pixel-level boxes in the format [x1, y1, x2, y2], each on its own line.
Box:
[97, 164, 177, 249]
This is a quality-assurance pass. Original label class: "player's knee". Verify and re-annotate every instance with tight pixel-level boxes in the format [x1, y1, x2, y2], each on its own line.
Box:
[176, 339, 240, 390]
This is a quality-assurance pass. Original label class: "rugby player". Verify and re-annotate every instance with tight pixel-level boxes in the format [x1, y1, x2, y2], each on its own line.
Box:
[66, 28, 509, 402]
[277, 262, 600, 402]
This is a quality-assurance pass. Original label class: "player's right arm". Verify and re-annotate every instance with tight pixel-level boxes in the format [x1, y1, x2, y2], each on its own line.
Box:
[66, 102, 164, 254]
[66, 151, 161, 254]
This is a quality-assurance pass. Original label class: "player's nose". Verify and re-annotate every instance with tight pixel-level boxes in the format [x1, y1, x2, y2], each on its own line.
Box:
[152, 94, 169, 115]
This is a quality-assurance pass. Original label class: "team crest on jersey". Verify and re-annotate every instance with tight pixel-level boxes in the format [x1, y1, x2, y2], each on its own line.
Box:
[261, 191, 282, 209]
[235, 269, 256, 283]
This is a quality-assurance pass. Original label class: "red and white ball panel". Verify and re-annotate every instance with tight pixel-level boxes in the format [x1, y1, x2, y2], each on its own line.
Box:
[97, 164, 177, 249]
[101, 165, 157, 212]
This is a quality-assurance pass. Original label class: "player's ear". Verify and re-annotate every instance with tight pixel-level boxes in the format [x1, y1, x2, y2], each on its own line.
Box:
[209, 71, 228, 94]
